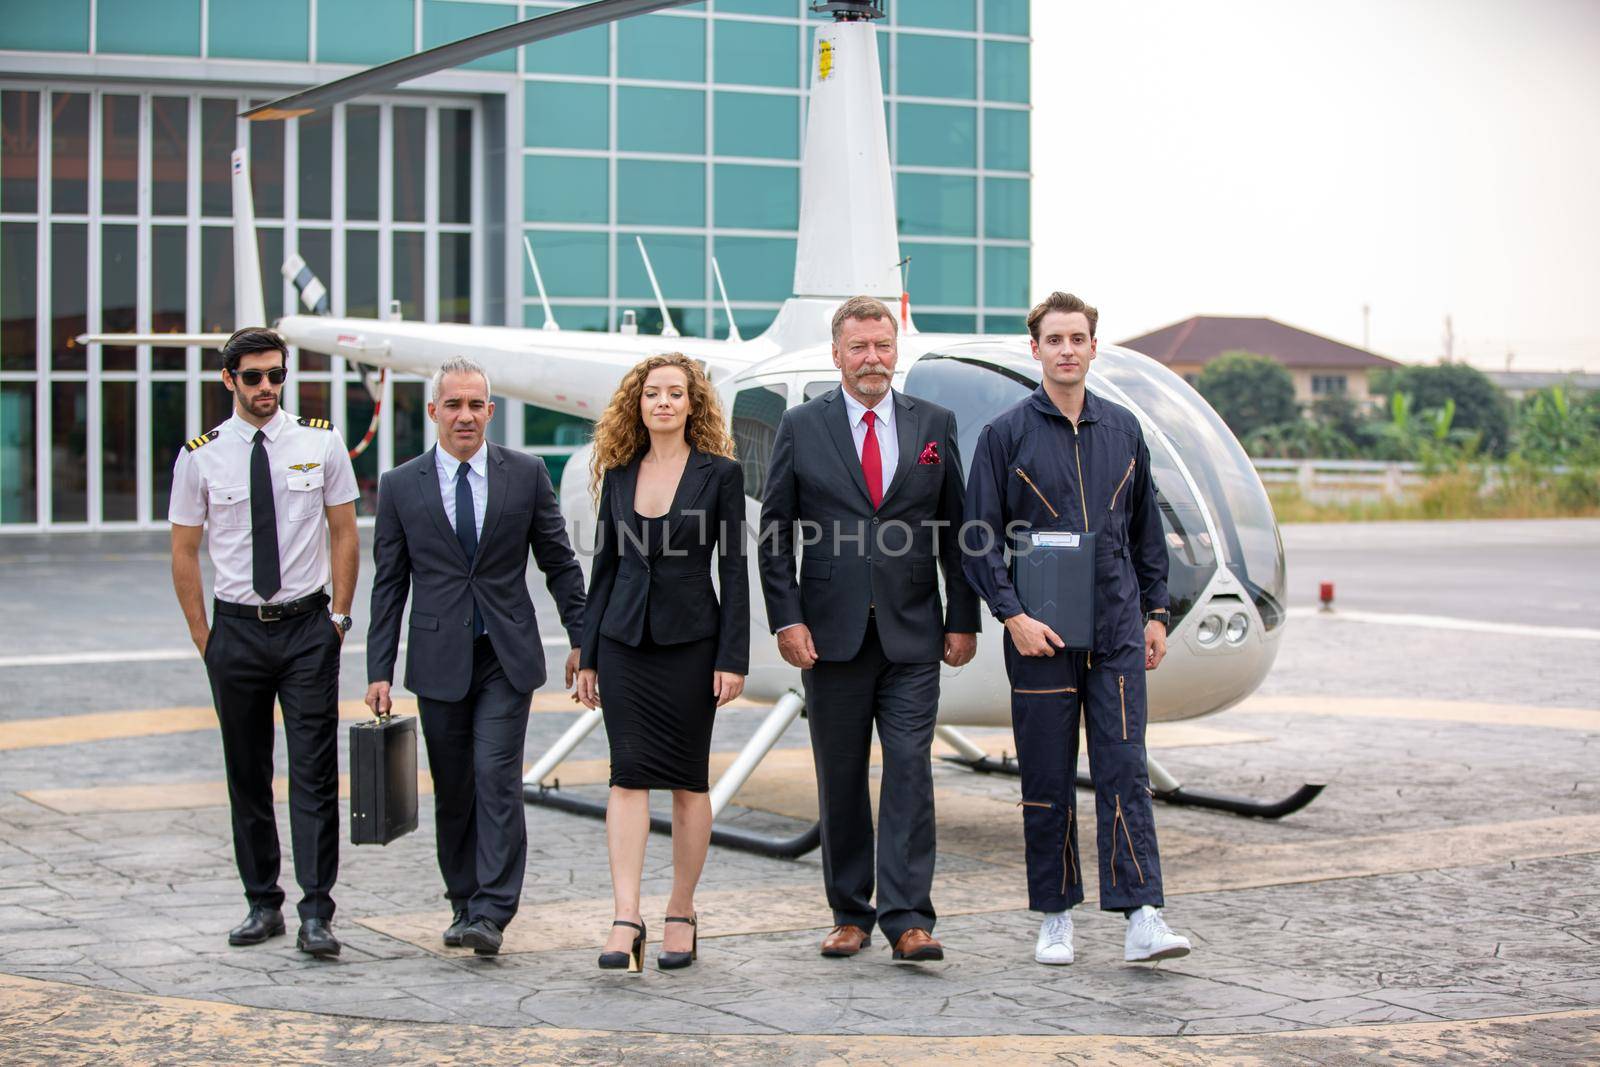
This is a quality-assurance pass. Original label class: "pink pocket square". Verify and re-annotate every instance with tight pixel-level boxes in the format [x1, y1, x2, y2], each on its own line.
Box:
[918, 441, 941, 465]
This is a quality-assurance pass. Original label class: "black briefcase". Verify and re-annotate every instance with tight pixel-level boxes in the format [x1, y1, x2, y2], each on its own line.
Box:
[349, 713, 418, 845]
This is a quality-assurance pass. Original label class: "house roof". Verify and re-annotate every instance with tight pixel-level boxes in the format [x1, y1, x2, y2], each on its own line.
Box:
[1117, 316, 1401, 371]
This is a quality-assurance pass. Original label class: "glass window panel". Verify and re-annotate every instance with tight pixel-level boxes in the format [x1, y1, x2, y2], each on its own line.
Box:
[617, 233, 704, 301]
[899, 0, 973, 30]
[50, 381, 88, 523]
[528, 304, 609, 332]
[346, 230, 379, 318]
[345, 380, 378, 514]
[731, 383, 787, 500]
[716, 306, 776, 340]
[898, 172, 975, 236]
[1, 91, 40, 214]
[439, 109, 473, 225]
[983, 106, 1027, 171]
[897, 103, 975, 168]
[983, 176, 1027, 239]
[101, 94, 138, 216]
[150, 379, 184, 517]
[298, 111, 333, 221]
[984, 0, 1027, 35]
[256, 226, 285, 321]
[617, 160, 704, 227]
[983, 245, 1028, 309]
[101, 224, 138, 371]
[392, 380, 427, 464]
[51, 224, 87, 372]
[714, 20, 798, 88]
[714, 164, 797, 230]
[151, 97, 189, 216]
[1, 0, 89, 50]
[50, 93, 89, 214]
[713, 92, 797, 160]
[523, 230, 607, 299]
[522, 5, 608, 75]
[439, 232, 472, 324]
[344, 105, 380, 221]
[151, 225, 187, 370]
[296, 230, 332, 369]
[392, 108, 426, 223]
[1, 223, 38, 371]
[1, 382, 38, 523]
[200, 99, 235, 217]
[523, 155, 608, 224]
[101, 381, 138, 522]
[200, 227, 235, 348]
[392, 230, 425, 320]
[209, 0, 308, 60]
[717, 0, 793, 13]
[318, 0, 413, 64]
[913, 312, 977, 333]
[297, 381, 331, 420]
[423, 1, 517, 71]
[898, 34, 975, 99]
[619, 14, 704, 82]
[903, 242, 975, 306]
[202, 372, 233, 431]
[98, 0, 201, 55]
[710, 236, 793, 302]
[984, 40, 1028, 103]
[525, 82, 608, 151]
[618, 87, 704, 154]
[248, 113, 284, 218]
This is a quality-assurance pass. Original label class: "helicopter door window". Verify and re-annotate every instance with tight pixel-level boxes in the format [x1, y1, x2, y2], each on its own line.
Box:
[732, 383, 788, 501]
[804, 381, 835, 401]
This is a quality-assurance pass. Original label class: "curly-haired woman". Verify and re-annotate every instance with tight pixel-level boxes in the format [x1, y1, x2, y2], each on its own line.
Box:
[574, 353, 748, 972]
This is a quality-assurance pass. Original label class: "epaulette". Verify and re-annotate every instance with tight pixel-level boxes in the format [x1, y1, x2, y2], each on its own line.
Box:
[184, 429, 220, 452]
[298, 417, 333, 430]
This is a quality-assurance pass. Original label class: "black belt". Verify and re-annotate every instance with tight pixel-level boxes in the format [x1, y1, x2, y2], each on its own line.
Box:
[214, 591, 329, 623]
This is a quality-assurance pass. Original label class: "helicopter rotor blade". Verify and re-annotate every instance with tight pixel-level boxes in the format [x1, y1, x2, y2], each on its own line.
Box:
[243, 0, 698, 121]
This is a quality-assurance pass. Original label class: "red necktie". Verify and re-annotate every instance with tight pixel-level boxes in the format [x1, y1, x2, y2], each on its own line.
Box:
[861, 409, 883, 508]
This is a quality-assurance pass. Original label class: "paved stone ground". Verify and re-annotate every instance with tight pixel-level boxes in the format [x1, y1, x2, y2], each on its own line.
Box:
[0, 520, 1597, 1061]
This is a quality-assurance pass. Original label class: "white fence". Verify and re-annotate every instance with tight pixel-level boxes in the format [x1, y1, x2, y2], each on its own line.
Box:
[1251, 459, 1425, 501]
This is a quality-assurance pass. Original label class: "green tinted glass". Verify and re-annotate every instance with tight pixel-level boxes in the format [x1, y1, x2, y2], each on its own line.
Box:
[984, 0, 1028, 35]
[984, 108, 1028, 171]
[903, 242, 976, 306]
[715, 19, 798, 88]
[712, 237, 795, 302]
[317, 0, 412, 64]
[898, 0, 974, 31]
[523, 4, 608, 75]
[714, 164, 797, 230]
[984, 245, 1029, 309]
[984, 40, 1028, 102]
[898, 172, 975, 237]
[526, 82, 609, 151]
[984, 177, 1027, 239]
[209, 0, 308, 61]
[897, 104, 975, 168]
[618, 233, 705, 300]
[524, 156, 609, 224]
[714, 92, 798, 159]
[897, 34, 975, 99]
[524, 230, 608, 299]
[98, 0, 200, 55]
[618, 87, 705, 154]
[423, 1, 515, 72]
[617, 160, 704, 227]
[0, 0, 88, 51]
[619, 13, 704, 82]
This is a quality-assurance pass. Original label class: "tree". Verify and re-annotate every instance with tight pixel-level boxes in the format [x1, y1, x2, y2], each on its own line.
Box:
[1195, 350, 1299, 441]
[1370, 363, 1511, 456]
[1516, 386, 1600, 466]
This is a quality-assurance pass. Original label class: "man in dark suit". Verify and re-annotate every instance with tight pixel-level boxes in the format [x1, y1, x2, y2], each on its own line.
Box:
[759, 295, 981, 963]
[366, 356, 586, 955]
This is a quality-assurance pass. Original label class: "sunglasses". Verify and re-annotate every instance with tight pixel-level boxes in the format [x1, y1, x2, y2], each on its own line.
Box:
[232, 367, 288, 387]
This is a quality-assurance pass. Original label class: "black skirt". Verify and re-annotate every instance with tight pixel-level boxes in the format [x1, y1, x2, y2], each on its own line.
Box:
[598, 628, 718, 792]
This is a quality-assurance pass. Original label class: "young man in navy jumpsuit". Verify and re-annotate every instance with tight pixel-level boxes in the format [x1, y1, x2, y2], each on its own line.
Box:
[962, 292, 1192, 965]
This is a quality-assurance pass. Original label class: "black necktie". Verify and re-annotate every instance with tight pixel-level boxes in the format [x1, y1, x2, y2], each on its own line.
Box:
[455, 463, 484, 636]
[250, 429, 281, 601]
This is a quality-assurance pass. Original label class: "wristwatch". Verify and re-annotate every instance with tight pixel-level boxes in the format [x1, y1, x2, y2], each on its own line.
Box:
[330, 613, 353, 634]
[1144, 608, 1171, 630]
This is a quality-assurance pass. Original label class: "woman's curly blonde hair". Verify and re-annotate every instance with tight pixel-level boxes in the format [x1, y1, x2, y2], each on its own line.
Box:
[589, 353, 735, 502]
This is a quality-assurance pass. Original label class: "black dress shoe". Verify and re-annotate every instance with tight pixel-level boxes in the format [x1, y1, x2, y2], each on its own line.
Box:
[296, 917, 341, 958]
[442, 909, 470, 948]
[459, 917, 503, 956]
[228, 906, 285, 946]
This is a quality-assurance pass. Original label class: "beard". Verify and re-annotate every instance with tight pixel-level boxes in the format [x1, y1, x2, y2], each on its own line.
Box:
[849, 367, 891, 396]
[248, 391, 280, 414]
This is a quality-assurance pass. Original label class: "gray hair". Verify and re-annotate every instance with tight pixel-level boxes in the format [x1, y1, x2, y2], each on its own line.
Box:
[431, 356, 492, 402]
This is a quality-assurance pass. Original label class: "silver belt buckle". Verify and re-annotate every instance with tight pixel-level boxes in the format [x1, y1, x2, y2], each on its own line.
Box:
[256, 602, 285, 622]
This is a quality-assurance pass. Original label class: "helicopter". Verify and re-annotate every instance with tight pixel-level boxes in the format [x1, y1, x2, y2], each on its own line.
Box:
[82, 0, 1318, 855]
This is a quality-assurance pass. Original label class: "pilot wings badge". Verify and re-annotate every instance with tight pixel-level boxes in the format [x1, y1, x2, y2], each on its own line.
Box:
[288, 462, 321, 472]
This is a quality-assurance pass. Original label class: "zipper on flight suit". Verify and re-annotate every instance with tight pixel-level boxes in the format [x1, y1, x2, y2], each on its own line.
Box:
[1070, 420, 1092, 668]
[1013, 686, 1076, 695]
[1062, 805, 1080, 892]
[1110, 794, 1146, 888]
[1108, 456, 1136, 513]
[1119, 674, 1127, 740]
[1013, 467, 1058, 519]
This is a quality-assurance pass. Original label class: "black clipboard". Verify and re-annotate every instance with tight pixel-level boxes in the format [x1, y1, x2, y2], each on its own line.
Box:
[1010, 530, 1096, 650]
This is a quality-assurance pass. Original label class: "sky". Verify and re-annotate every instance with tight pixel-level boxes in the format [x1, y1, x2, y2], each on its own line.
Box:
[1030, 0, 1600, 372]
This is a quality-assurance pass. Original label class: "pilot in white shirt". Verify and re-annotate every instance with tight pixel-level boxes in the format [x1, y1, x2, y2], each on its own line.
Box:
[167, 327, 359, 958]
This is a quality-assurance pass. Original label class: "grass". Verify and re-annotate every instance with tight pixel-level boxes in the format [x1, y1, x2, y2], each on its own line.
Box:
[1267, 465, 1600, 522]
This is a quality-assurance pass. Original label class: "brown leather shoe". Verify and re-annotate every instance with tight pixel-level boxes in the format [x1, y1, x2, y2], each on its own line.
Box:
[892, 928, 944, 962]
[820, 924, 871, 957]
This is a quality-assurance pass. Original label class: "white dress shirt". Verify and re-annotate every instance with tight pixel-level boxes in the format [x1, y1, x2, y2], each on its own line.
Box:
[168, 408, 360, 605]
[841, 387, 899, 480]
[436, 442, 488, 539]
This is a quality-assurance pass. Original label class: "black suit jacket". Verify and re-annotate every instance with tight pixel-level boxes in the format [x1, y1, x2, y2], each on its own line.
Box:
[578, 448, 749, 675]
[758, 387, 981, 664]
[367, 443, 587, 702]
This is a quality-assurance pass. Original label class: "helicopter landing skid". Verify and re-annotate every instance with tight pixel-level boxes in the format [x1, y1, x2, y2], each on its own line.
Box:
[934, 726, 1324, 820]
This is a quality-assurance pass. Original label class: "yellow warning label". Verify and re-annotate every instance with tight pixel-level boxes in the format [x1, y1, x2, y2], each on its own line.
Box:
[818, 39, 834, 82]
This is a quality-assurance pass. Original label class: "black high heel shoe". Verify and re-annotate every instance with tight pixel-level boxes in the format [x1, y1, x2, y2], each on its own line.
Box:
[657, 914, 698, 970]
[598, 920, 645, 973]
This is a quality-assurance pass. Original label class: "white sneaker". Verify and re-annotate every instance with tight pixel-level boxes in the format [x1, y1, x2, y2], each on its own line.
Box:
[1034, 911, 1074, 965]
[1123, 906, 1191, 962]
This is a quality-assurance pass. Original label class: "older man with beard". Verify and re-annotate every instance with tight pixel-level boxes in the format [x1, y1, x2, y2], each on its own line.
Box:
[758, 296, 981, 963]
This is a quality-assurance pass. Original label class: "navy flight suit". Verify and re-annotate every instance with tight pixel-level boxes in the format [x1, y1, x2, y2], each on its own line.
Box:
[961, 385, 1170, 914]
